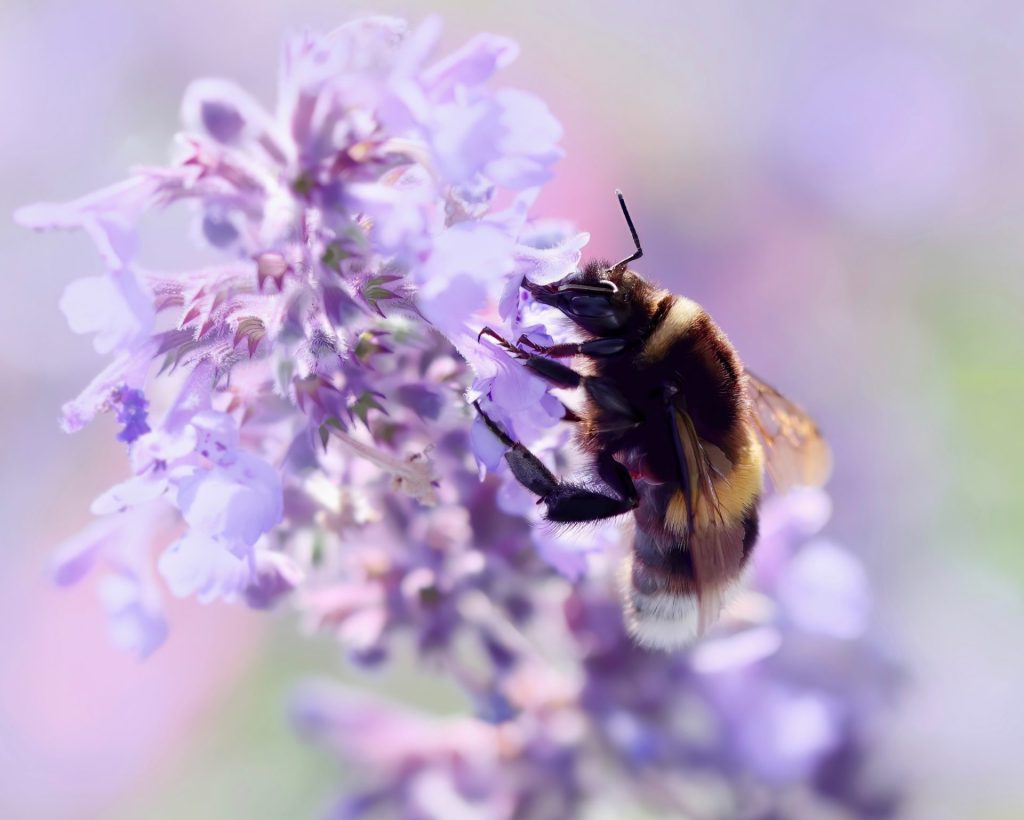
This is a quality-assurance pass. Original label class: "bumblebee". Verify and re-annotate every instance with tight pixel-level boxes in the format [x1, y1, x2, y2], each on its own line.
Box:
[475, 192, 830, 649]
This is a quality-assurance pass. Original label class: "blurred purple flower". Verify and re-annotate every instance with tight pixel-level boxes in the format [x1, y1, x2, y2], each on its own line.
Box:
[296, 491, 898, 818]
[97, 571, 168, 658]
[50, 505, 170, 658]
[244, 551, 305, 610]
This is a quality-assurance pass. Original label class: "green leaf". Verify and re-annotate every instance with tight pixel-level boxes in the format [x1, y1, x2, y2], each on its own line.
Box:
[321, 242, 350, 270]
[291, 173, 314, 197]
[349, 391, 387, 426]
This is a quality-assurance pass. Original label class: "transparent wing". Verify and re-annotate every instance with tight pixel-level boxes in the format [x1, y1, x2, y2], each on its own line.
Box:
[744, 370, 832, 493]
[668, 404, 748, 631]
[669, 405, 727, 531]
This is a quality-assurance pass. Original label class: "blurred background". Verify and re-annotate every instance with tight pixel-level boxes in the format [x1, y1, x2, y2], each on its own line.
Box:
[2, 0, 1023, 817]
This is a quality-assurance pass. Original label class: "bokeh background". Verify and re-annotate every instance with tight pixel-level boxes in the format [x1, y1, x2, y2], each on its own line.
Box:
[2, 1, 1023, 817]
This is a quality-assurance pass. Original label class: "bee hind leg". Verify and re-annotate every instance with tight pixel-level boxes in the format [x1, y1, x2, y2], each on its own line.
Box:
[543, 452, 639, 523]
[473, 402, 637, 522]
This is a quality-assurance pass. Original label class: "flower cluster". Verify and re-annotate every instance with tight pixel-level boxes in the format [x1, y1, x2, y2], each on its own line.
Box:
[293, 490, 900, 819]
[20, 16, 899, 817]
[20, 16, 580, 658]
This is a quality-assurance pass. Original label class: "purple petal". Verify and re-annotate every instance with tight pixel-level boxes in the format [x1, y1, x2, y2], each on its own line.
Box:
[347, 177, 435, 258]
[97, 572, 168, 658]
[200, 209, 241, 247]
[14, 177, 154, 230]
[422, 34, 519, 100]
[90, 475, 168, 515]
[734, 685, 843, 783]
[429, 97, 506, 185]
[691, 627, 783, 674]
[49, 517, 120, 586]
[415, 222, 515, 336]
[161, 359, 216, 434]
[532, 524, 617, 582]
[59, 270, 154, 355]
[181, 78, 282, 153]
[754, 487, 832, 587]
[394, 384, 444, 420]
[514, 230, 589, 286]
[489, 358, 547, 414]
[469, 415, 507, 473]
[189, 410, 240, 465]
[15, 177, 155, 269]
[176, 453, 283, 547]
[486, 90, 564, 189]
[129, 425, 199, 474]
[534, 534, 589, 583]
[157, 531, 252, 602]
[777, 540, 871, 639]
[388, 15, 440, 80]
[244, 551, 305, 610]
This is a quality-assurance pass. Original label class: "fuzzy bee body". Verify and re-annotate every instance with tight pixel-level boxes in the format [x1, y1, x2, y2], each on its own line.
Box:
[574, 286, 765, 645]
[475, 193, 829, 649]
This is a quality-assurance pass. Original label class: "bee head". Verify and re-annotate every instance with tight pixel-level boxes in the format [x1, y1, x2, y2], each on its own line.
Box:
[522, 260, 659, 338]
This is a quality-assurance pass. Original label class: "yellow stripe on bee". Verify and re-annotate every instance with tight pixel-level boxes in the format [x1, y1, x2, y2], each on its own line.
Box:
[641, 296, 702, 362]
[665, 430, 765, 535]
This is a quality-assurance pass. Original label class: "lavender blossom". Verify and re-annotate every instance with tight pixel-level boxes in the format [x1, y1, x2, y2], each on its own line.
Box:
[19, 16, 570, 644]
[19, 15, 898, 817]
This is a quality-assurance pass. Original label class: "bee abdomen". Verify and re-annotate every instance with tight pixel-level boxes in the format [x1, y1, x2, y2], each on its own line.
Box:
[621, 509, 759, 650]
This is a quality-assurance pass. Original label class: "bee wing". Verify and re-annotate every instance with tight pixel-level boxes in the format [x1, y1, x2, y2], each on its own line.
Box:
[666, 403, 748, 630]
[743, 370, 832, 492]
[669, 405, 727, 530]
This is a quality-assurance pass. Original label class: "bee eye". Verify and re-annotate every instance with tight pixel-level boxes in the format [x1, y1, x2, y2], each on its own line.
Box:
[569, 294, 616, 318]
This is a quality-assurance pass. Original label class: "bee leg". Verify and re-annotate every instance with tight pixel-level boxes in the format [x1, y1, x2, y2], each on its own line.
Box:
[483, 343, 624, 392]
[517, 335, 630, 359]
[473, 402, 638, 522]
[473, 401, 560, 498]
[523, 355, 582, 389]
[584, 378, 642, 428]
[477, 327, 528, 359]
[478, 327, 584, 389]
[542, 452, 638, 522]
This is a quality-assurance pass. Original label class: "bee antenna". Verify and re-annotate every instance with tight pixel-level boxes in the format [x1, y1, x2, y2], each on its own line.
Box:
[611, 189, 643, 271]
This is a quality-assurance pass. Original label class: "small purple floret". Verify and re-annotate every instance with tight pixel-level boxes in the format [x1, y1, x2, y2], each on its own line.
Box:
[113, 386, 150, 443]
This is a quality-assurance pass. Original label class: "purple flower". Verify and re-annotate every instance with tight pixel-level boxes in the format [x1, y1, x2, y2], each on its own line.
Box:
[777, 539, 871, 639]
[50, 505, 170, 658]
[176, 453, 282, 547]
[158, 531, 253, 602]
[97, 571, 168, 658]
[244, 551, 305, 610]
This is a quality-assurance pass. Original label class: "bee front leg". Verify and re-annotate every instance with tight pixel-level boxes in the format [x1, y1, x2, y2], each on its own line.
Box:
[473, 403, 638, 523]
[477, 326, 583, 388]
[516, 335, 630, 359]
